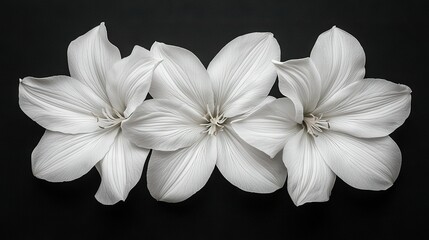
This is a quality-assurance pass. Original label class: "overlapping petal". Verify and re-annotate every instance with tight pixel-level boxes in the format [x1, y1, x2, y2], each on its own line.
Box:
[274, 58, 321, 122]
[19, 76, 109, 134]
[208, 32, 280, 118]
[68, 23, 121, 103]
[147, 136, 217, 202]
[32, 128, 118, 182]
[123, 99, 204, 151]
[95, 131, 149, 205]
[316, 132, 401, 190]
[232, 98, 300, 158]
[216, 127, 287, 193]
[283, 130, 336, 206]
[106, 46, 161, 117]
[149, 42, 214, 114]
[315, 78, 411, 138]
[310, 26, 366, 105]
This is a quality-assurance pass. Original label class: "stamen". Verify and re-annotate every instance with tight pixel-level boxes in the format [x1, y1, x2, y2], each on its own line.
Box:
[302, 113, 330, 137]
[200, 105, 227, 136]
[93, 108, 126, 129]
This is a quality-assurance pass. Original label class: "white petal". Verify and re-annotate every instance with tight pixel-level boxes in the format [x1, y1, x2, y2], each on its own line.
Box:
[149, 42, 214, 114]
[232, 98, 300, 158]
[233, 96, 276, 122]
[122, 99, 204, 151]
[316, 131, 401, 190]
[19, 76, 109, 134]
[216, 127, 287, 193]
[207, 32, 281, 118]
[106, 46, 161, 117]
[95, 131, 149, 205]
[32, 128, 118, 182]
[283, 130, 336, 206]
[274, 58, 322, 122]
[315, 79, 412, 138]
[68, 23, 121, 103]
[310, 26, 366, 105]
[147, 136, 217, 202]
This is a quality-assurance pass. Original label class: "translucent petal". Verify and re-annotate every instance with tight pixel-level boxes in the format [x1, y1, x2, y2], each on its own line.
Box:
[32, 129, 118, 182]
[216, 127, 287, 193]
[150, 42, 214, 115]
[95, 131, 149, 205]
[316, 132, 401, 190]
[274, 58, 321, 121]
[147, 136, 217, 202]
[232, 98, 300, 158]
[315, 78, 411, 138]
[122, 99, 204, 151]
[208, 32, 280, 117]
[106, 46, 161, 117]
[68, 23, 121, 103]
[310, 26, 366, 105]
[19, 76, 109, 134]
[283, 130, 336, 206]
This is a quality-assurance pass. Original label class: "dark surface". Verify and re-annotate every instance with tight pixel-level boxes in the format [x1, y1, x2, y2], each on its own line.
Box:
[2, 0, 427, 239]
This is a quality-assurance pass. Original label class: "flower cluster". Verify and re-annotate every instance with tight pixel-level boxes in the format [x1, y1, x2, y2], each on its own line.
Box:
[19, 23, 411, 206]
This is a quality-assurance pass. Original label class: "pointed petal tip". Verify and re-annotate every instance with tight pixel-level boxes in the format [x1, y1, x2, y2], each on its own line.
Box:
[131, 45, 145, 52]
[400, 83, 412, 93]
[96, 22, 107, 33]
[262, 32, 274, 39]
[272, 59, 283, 65]
[150, 41, 168, 53]
[19, 77, 29, 84]
[152, 41, 165, 48]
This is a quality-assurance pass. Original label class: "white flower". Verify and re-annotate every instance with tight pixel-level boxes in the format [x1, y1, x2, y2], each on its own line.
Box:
[19, 23, 160, 205]
[232, 26, 412, 206]
[123, 33, 287, 202]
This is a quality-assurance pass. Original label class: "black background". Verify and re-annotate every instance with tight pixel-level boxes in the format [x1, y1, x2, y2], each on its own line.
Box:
[2, 0, 428, 239]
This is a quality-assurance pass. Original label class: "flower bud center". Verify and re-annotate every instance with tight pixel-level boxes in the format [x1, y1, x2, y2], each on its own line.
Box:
[303, 113, 330, 137]
[201, 105, 227, 136]
[93, 108, 126, 129]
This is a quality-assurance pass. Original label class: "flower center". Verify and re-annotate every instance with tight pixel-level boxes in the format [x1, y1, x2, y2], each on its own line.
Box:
[201, 105, 227, 136]
[93, 108, 126, 129]
[302, 113, 330, 137]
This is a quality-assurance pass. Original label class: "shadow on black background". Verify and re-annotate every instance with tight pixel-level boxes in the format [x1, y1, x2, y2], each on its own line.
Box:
[2, 0, 427, 239]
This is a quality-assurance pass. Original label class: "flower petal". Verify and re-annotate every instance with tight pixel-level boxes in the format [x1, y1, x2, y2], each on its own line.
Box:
[310, 26, 366, 105]
[122, 99, 204, 151]
[216, 127, 287, 193]
[147, 136, 217, 202]
[232, 96, 276, 122]
[207, 32, 280, 118]
[19, 76, 109, 134]
[232, 98, 301, 158]
[283, 130, 336, 206]
[32, 128, 118, 182]
[106, 46, 161, 117]
[315, 79, 412, 138]
[274, 58, 321, 122]
[68, 23, 121, 103]
[149, 42, 214, 114]
[95, 131, 149, 205]
[316, 131, 401, 190]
